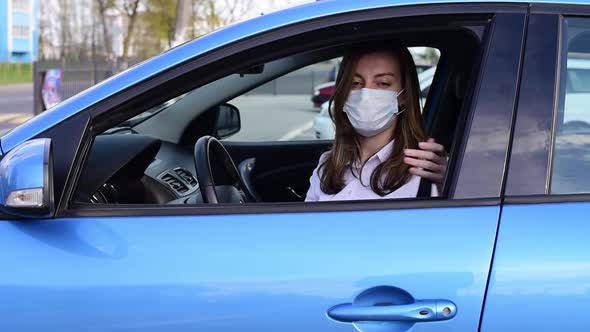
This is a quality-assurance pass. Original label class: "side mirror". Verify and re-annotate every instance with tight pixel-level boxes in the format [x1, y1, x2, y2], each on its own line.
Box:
[214, 103, 241, 139]
[0, 138, 54, 218]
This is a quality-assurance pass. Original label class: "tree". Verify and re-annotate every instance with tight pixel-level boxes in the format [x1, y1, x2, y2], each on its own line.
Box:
[120, 0, 141, 63]
[144, 0, 177, 49]
[96, 0, 116, 57]
[58, 0, 72, 65]
[172, 0, 191, 47]
[132, 0, 256, 58]
[190, 0, 255, 37]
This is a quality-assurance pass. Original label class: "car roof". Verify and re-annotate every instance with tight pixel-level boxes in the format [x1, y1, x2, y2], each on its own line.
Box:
[1, 0, 586, 153]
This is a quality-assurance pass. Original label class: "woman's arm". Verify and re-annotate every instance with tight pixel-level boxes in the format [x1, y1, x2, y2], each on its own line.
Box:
[304, 153, 329, 202]
[305, 169, 321, 202]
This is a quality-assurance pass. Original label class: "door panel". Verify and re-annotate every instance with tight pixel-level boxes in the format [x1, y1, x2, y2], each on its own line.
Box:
[480, 202, 590, 331]
[0, 8, 527, 332]
[482, 11, 590, 332]
[482, 12, 590, 331]
[0, 206, 499, 331]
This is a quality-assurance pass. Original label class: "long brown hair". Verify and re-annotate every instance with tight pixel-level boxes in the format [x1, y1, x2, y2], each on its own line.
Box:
[320, 43, 427, 196]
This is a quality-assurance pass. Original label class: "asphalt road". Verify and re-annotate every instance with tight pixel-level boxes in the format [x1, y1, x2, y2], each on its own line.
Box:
[0, 83, 34, 135]
[228, 94, 318, 141]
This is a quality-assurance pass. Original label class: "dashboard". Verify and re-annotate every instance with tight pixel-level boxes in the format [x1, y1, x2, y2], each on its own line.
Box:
[75, 134, 202, 205]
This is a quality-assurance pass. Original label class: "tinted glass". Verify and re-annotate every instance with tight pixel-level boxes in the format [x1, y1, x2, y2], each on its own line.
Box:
[551, 17, 590, 193]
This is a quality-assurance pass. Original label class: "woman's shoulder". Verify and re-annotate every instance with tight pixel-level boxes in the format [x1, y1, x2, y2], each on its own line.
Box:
[318, 150, 331, 164]
[309, 150, 331, 179]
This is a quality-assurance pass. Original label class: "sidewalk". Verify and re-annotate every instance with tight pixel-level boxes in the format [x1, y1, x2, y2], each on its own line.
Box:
[0, 83, 34, 135]
[0, 82, 33, 91]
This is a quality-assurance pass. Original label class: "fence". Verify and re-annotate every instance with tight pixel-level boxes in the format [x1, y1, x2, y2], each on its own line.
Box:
[33, 62, 334, 114]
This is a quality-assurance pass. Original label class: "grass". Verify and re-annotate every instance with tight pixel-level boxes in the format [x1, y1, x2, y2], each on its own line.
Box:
[0, 63, 32, 85]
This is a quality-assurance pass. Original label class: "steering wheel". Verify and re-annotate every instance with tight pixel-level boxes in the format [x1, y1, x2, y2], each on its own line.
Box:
[194, 136, 257, 204]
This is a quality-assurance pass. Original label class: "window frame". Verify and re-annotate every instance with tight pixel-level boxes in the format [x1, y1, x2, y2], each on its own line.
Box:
[505, 3, 590, 204]
[44, 5, 528, 218]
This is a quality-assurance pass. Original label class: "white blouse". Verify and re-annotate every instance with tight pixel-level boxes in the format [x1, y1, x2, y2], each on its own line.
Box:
[305, 140, 438, 201]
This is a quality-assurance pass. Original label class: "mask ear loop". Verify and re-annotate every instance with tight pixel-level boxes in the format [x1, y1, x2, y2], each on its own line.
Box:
[395, 88, 406, 116]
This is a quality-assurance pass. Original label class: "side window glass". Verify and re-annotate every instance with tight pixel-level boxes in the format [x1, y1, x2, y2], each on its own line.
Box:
[226, 47, 439, 142]
[551, 18, 590, 193]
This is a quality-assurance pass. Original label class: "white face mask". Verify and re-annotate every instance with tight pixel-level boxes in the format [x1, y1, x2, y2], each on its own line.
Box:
[343, 88, 405, 137]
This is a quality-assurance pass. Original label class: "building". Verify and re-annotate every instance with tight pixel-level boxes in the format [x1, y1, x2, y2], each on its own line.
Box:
[0, 0, 38, 63]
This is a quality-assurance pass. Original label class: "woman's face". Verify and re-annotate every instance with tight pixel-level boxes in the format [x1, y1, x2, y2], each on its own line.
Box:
[351, 51, 403, 93]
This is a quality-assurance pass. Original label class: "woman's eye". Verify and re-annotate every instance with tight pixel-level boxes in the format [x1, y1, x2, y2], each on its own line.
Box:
[378, 82, 391, 87]
[352, 81, 362, 89]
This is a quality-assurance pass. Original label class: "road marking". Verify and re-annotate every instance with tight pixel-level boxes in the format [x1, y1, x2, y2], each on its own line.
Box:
[8, 114, 32, 124]
[0, 114, 21, 122]
[279, 120, 313, 141]
[0, 113, 32, 124]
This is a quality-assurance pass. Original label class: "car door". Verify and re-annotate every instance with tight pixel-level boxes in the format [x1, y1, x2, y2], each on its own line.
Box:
[0, 6, 526, 332]
[480, 5, 590, 331]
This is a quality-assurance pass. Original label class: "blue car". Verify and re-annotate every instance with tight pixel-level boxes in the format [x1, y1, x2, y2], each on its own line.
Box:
[1, 0, 589, 331]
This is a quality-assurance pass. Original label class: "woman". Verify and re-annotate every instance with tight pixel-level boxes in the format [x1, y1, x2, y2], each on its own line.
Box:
[306, 44, 447, 201]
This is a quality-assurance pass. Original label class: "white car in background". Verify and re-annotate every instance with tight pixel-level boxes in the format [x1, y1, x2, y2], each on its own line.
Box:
[563, 57, 590, 129]
[313, 66, 437, 139]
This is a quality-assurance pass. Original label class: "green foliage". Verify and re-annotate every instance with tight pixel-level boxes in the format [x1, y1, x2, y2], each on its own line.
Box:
[0, 63, 32, 85]
[133, 0, 178, 58]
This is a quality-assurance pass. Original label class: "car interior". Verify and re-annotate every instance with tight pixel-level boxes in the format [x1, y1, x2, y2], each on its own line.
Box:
[72, 15, 486, 206]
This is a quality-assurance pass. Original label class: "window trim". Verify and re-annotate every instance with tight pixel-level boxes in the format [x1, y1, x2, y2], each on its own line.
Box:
[547, 15, 590, 197]
[55, 5, 528, 218]
[506, 10, 590, 201]
[65, 198, 501, 218]
[547, 14, 566, 194]
[504, 13, 561, 196]
[451, 12, 528, 199]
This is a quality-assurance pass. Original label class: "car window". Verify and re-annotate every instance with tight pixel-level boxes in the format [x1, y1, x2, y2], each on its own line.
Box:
[226, 47, 439, 141]
[551, 17, 590, 194]
[72, 26, 482, 206]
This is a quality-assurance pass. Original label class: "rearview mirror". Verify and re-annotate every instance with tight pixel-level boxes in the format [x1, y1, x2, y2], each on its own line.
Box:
[0, 138, 54, 218]
[237, 64, 264, 75]
[214, 103, 241, 139]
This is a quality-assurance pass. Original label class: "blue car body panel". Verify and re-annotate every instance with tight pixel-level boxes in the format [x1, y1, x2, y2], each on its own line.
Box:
[0, 206, 499, 331]
[481, 202, 590, 331]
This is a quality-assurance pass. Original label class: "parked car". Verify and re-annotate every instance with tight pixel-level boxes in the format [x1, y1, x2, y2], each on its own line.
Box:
[311, 81, 336, 107]
[563, 57, 590, 127]
[313, 66, 436, 139]
[2, 1, 590, 331]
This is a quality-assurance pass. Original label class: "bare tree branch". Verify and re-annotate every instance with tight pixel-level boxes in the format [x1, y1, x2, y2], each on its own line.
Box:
[96, 0, 114, 56]
[120, 0, 141, 62]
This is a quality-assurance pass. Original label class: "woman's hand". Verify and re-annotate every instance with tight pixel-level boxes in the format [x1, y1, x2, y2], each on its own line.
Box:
[403, 138, 448, 184]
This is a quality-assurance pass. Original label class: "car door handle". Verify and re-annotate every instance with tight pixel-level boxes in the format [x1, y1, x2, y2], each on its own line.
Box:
[327, 299, 457, 323]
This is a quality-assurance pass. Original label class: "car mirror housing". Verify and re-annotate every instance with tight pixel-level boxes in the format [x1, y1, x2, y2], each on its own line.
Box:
[0, 138, 54, 218]
[237, 64, 265, 75]
[214, 103, 241, 139]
